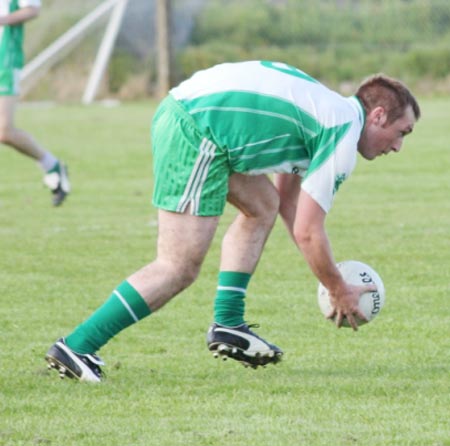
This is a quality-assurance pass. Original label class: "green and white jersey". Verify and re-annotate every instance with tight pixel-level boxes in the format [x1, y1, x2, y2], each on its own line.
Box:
[170, 61, 365, 213]
[0, 0, 40, 70]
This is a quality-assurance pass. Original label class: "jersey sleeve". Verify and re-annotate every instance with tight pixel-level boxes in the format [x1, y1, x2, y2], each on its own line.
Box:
[301, 122, 360, 213]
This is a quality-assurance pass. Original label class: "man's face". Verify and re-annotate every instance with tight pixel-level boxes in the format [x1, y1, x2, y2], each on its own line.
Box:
[358, 105, 416, 160]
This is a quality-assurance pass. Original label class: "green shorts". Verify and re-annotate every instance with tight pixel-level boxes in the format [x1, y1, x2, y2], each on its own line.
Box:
[0, 69, 21, 96]
[151, 95, 231, 216]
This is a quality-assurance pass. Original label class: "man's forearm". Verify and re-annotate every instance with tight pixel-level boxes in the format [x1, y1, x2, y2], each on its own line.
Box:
[295, 225, 344, 293]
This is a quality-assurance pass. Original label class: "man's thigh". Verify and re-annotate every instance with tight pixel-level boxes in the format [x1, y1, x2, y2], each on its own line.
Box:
[227, 173, 279, 218]
[156, 209, 220, 266]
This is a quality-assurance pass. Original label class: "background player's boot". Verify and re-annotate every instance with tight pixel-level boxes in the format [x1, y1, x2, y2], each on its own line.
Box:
[43, 162, 70, 206]
[207, 323, 283, 368]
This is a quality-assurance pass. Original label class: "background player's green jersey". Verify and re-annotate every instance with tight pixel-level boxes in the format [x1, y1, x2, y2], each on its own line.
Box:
[0, 0, 40, 95]
[0, 0, 40, 69]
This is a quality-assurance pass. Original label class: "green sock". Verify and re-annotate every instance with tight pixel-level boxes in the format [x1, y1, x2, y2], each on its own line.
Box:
[65, 281, 151, 355]
[46, 160, 60, 174]
[213, 271, 251, 327]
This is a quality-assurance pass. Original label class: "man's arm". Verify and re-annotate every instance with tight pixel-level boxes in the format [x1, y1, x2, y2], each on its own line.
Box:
[0, 6, 40, 26]
[274, 173, 374, 330]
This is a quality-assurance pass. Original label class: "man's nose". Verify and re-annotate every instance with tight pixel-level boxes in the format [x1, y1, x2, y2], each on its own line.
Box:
[391, 139, 403, 153]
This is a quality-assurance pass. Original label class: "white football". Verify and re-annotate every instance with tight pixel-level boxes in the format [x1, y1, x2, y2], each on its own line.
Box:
[317, 260, 385, 327]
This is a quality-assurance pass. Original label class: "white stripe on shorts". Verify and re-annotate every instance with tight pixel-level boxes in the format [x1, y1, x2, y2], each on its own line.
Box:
[177, 138, 217, 214]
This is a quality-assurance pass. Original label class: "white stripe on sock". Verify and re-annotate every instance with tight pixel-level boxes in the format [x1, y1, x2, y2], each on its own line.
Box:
[217, 285, 247, 293]
[113, 290, 139, 322]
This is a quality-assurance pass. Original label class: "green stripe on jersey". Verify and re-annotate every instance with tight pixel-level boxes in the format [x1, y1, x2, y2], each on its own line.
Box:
[180, 90, 321, 141]
[305, 122, 352, 179]
[179, 91, 351, 175]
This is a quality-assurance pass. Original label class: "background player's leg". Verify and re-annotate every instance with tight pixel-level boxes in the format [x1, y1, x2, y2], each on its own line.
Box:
[0, 96, 70, 205]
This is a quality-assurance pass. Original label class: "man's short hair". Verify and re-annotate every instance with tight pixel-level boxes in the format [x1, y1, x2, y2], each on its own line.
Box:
[356, 75, 421, 125]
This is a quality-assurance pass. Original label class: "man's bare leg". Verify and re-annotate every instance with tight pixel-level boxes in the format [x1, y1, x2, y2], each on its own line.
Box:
[128, 210, 220, 311]
[207, 174, 283, 367]
[221, 173, 280, 272]
[46, 209, 220, 380]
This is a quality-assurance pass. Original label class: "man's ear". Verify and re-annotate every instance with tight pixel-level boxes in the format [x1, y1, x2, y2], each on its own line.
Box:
[368, 106, 387, 126]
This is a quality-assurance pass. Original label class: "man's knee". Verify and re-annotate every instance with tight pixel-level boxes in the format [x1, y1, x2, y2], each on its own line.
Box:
[249, 186, 280, 227]
[180, 263, 202, 288]
[163, 258, 202, 292]
[228, 174, 280, 227]
[264, 187, 281, 223]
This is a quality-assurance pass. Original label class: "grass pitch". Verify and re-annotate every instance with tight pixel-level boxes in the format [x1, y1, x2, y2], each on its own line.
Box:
[0, 98, 449, 446]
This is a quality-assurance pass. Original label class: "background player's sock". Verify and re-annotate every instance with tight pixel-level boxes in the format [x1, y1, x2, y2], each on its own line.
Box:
[39, 151, 59, 172]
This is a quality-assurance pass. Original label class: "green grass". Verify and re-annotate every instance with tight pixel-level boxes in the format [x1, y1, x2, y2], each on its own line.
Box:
[0, 98, 449, 446]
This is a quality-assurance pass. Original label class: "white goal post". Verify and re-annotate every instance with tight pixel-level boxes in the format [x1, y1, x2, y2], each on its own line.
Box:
[21, 0, 128, 103]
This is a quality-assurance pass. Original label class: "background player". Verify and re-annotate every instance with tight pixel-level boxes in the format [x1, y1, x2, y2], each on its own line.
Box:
[0, 0, 69, 206]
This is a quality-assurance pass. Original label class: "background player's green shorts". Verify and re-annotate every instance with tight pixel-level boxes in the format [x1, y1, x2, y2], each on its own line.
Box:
[151, 95, 231, 216]
[0, 69, 21, 96]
